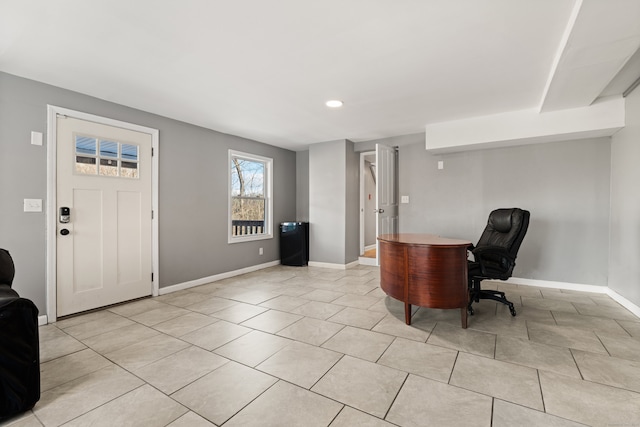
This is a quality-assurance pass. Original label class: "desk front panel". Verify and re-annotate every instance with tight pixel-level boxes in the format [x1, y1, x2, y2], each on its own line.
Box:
[406, 244, 468, 309]
[379, 241, 407, 302]
[379, 240, 468, 310]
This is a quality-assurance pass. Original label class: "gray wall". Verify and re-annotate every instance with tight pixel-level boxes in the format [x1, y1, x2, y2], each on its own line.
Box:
[296, 150, 309, 221]
[396, 137, 611, 285]
[0, 72, 297, 314]
[309, 140, 346, 264]
[308, 139, 359, 265]
[610, 87, 640, 306]
[345, 140, 359, 263]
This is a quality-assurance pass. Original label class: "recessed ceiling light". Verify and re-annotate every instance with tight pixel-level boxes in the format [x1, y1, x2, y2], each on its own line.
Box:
[325, 100, 343, 108]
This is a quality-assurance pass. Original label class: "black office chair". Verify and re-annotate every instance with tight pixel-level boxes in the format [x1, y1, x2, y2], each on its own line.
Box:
[0, 249, 40, 420]
[467, 208, 530, 316]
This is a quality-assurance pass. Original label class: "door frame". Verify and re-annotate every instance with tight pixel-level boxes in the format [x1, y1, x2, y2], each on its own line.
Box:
[375, 143, 399, 240]
[359, 151, 375, 255]
[359, 151, 376, 258]
[45, 105, 160, 322]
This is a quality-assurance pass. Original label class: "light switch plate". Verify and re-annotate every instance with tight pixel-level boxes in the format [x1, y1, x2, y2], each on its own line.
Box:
[31, 131, 43, 146]
[437, 161, 444, 170]
[401, 195, 410, 204]
[24, 198, 42, 212]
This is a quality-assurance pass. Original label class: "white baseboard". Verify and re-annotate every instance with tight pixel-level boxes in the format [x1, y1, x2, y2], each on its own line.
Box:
[159, 260, 280, 295]
[508, 276, 639, 318]
[606, 288, 640, 318]
[507, 277, 608, 293]
[358, 257, 377, 266]
[364, 244, 376, 251]
[37, 268, 638, 324]
[308, 260, 360, 270]
[345, 260, 360, 269]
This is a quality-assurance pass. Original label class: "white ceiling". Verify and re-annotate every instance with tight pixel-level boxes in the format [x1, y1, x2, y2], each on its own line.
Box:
[1, 0, 639, 150]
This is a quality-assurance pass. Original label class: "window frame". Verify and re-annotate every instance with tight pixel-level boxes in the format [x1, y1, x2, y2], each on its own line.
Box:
[228, 149, 273, 244]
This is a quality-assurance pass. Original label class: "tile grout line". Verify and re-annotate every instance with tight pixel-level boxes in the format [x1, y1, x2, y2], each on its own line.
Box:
[381, 371, 410, 422]
[536, 369, 546, 414]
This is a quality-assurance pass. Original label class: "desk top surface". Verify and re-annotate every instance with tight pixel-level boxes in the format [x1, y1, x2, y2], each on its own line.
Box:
[378, 233, 472, 247]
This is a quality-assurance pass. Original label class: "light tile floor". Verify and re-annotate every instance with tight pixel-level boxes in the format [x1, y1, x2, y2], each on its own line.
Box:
[4, 265, 640, 426]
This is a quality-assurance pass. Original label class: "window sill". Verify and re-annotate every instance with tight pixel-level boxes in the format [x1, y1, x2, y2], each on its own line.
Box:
[228, 233, 273, 244]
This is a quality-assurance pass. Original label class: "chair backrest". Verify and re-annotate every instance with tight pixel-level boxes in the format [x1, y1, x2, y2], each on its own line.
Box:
[0, 249, 15, 287]
[476, 208, 530, 257]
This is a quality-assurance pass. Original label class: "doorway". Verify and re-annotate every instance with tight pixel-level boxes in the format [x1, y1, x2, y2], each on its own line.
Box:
[359, 151, 377, 265]
[359, 144, 399, 266]
[46, 106, 159, 321]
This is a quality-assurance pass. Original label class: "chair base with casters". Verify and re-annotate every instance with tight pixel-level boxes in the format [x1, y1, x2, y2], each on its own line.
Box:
[467, 276, 516, 316]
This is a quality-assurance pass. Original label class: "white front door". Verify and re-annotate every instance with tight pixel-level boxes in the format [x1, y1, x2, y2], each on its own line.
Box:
[376, 143, 399, 249]
[56, 116, 153, 316]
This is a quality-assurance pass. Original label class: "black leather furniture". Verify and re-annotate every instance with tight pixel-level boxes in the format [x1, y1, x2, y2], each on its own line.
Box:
[0, 249, 40, 420]
[467, 208, 530, 316]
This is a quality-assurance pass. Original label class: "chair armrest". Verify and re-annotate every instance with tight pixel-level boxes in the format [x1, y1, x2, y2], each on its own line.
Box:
[471, 246, 516, 277]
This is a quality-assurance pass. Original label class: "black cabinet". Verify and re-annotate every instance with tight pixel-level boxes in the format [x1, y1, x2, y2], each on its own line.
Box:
[280, 222, 309, 266]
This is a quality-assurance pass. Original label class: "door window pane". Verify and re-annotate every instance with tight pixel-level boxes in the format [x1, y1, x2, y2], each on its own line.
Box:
[99, 140, 118, 158]
[74, 134, 140, 179]
[76, 136, 96, 155]
[99, 158, 118, 176]
[121, 144, 138, 161]
[76, 156, 97, 174]
[121, 161, 139, 178]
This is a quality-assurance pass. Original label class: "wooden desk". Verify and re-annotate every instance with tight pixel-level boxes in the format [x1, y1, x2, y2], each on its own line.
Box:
[378, 234, 471, 328]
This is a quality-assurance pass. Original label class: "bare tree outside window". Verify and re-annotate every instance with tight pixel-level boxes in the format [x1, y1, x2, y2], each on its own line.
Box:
[231, 155, 266, 236]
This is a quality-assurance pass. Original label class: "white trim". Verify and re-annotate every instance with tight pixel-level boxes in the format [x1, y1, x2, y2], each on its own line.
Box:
[360, 152, 365, 255]
[151, 123, 159, 297]
[506, 277, 608, 293]
[228, 149, 274, 244]
[159, 260, 280, 295]
[46, 105, 160, 322]
[345, 260, 360, 269]
[359, 151, 376, 258]
[38, 261, 640, 320]
[308, 260, 360, 270]
[364, 244, 376, 251]
[46, 107, 58, 322]
[508, 276, 639, 318]
[425, 96, 624, 154]
[358, 257, 377, 266]
[606, 288, 640, 318]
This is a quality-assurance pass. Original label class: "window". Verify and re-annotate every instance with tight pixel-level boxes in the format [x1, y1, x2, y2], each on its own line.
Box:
[228, 150, 273, 243]
[74, 134, 139, 179]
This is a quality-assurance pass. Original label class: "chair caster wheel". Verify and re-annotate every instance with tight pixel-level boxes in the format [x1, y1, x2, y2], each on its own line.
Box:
[509, 306, 516, 316]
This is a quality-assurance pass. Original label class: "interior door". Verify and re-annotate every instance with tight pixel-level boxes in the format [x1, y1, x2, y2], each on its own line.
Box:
[376, 143, 399, 261]
[56, 116, 152, 316]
